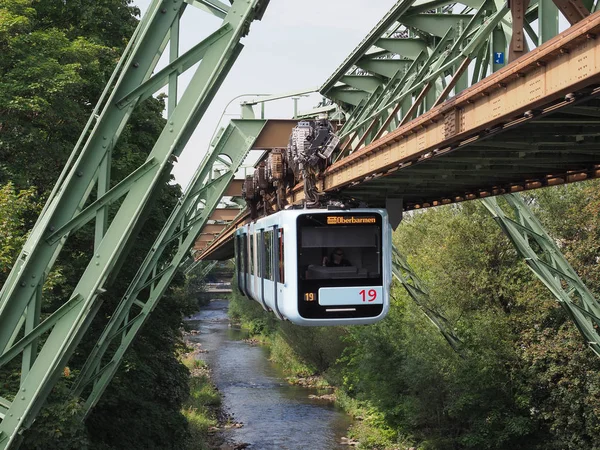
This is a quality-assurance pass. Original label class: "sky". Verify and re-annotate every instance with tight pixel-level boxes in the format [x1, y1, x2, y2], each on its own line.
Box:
[132, 0, 398, 187]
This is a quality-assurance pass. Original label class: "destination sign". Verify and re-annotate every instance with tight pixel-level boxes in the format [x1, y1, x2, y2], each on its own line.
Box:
[326, 216, 377, 225]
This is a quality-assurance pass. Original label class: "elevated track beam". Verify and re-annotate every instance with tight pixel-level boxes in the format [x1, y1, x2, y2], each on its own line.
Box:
[300, 12, 600, 208]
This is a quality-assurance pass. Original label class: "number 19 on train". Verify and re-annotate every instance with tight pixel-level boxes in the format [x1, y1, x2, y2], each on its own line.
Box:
[359, 289, 377, 302]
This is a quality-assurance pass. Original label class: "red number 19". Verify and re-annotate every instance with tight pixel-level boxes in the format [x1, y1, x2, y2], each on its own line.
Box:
[359, 289, 377, 302]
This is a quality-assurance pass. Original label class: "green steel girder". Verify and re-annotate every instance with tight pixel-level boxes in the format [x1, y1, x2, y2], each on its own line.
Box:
[399, 13, 474, 37]
[198, 260, 219, 278]
[0, 0, 268, 447]
[183, 258, 218, 277]
[335, 2, 509, 151]
[321, 0, 580, 155]
[327, 87, 371, 107]
[355, 58, 413, 78]
[375, 38, 428, 58]
[392, 246, 464, 355]
[340, 75, 384, 93]
[72, 119, 264, 416]
[482, 194, 600, 356]
[115, 24, 232, 109]
[320, 0, 423, 94]
[44, 160, 159, 245]
[186, 0, 229, 18]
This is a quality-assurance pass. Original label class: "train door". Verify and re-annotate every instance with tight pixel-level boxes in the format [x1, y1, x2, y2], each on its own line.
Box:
[235, 233, 243, 295]
[271, 225, 284, 319]
[258, 228, 267, 310]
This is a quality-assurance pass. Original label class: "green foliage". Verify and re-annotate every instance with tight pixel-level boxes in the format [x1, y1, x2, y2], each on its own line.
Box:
[0, 1, 196, 449]
[0, 0, 127, 189]
[268, 333, 316, 377]
[518, 181, 600, 450]
[0, 183, 39, 283]
[182, 352, 207, 370]
[85, 288, 193, 450]
[228, 276, 347, 378]
[333, 184, 600, 449]
[180, 357, 219, 450]
[182, 408, 215, 450]
[20, 379, 89, 450]
[187, 375, 221, 409]
[228, 276, 277, 335]
[278, 322, 346, 373]
[336, 203, 542, 449]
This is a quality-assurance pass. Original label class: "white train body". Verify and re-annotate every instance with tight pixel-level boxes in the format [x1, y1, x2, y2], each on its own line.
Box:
[234, 208, 392, 326]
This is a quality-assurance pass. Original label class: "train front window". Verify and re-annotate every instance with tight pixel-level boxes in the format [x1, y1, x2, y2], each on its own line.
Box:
[297, 214, 382, 281]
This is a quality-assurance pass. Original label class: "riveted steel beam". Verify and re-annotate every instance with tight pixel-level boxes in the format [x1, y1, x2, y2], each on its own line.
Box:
[552, 0, 590, 25]
[321, 0, 580, 157]
[0, 0, 268, 447]
[313, 14, 600, 199]
[73, 119, 265, 415]
[330, 1, 516, 153]
[392, 246, 465, 355]
[482, 194, 600, 356]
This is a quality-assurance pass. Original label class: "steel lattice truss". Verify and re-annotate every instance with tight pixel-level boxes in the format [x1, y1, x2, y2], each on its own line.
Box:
[320, 0, 597, 157]
[391, 246, 465, 355]
[483, 194, 600, 356]
[0, 1, 268, 448]
[314, 0, 600, 358]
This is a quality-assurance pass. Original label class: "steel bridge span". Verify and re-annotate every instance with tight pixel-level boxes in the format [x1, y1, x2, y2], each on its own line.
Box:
[199, 12, 600, 260]
[3, 0, 600, 448]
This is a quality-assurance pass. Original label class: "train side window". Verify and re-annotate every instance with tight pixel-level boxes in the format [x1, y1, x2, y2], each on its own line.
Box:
[242, 234, 248, 274]
[278, 228, 284, 284]
[235, 235, 240, 272]
[264, 230, 273, 281]
[258, 230, 265, 278]
[250, 234, 254, 275]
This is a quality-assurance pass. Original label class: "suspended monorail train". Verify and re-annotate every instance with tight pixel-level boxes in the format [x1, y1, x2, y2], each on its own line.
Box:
[234, 209, 392, 326]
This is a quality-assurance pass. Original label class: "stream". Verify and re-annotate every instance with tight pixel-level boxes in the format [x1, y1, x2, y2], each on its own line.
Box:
[185, 299, 352, 450]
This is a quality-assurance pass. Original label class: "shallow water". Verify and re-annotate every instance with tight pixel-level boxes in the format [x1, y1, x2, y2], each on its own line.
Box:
[185, 299, 352, 450]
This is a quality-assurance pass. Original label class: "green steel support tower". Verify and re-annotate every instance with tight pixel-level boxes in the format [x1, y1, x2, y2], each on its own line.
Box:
[0, 1, 269, 448]
[392, 246, 465, 355]
[482, 194, 600, 356]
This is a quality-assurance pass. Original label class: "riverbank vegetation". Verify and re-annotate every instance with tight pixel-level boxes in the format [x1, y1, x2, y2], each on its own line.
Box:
[180, 349, 221, 450]
[229, 179, 600, 450]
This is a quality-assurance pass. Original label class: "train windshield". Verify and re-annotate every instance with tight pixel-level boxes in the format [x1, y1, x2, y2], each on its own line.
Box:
[297, 213, 382, 281]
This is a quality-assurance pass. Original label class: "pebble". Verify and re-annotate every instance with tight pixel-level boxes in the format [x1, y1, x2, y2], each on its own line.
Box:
[308, 394, 336, 402]
[340, 436, 358, 446]
[219, 442, 250, 450]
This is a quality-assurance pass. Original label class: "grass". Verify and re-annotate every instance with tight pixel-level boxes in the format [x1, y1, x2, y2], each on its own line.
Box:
[335, 391, 412, 450]
[267, 333, 315, 378]
[180, 350, 221, 450]
[188, 374, 221, 409]
[181, 352, 205, 371]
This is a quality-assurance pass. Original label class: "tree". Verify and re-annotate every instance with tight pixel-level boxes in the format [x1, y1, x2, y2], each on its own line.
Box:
[0, 1, 195, 448]
[0, 183, 39, 284]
